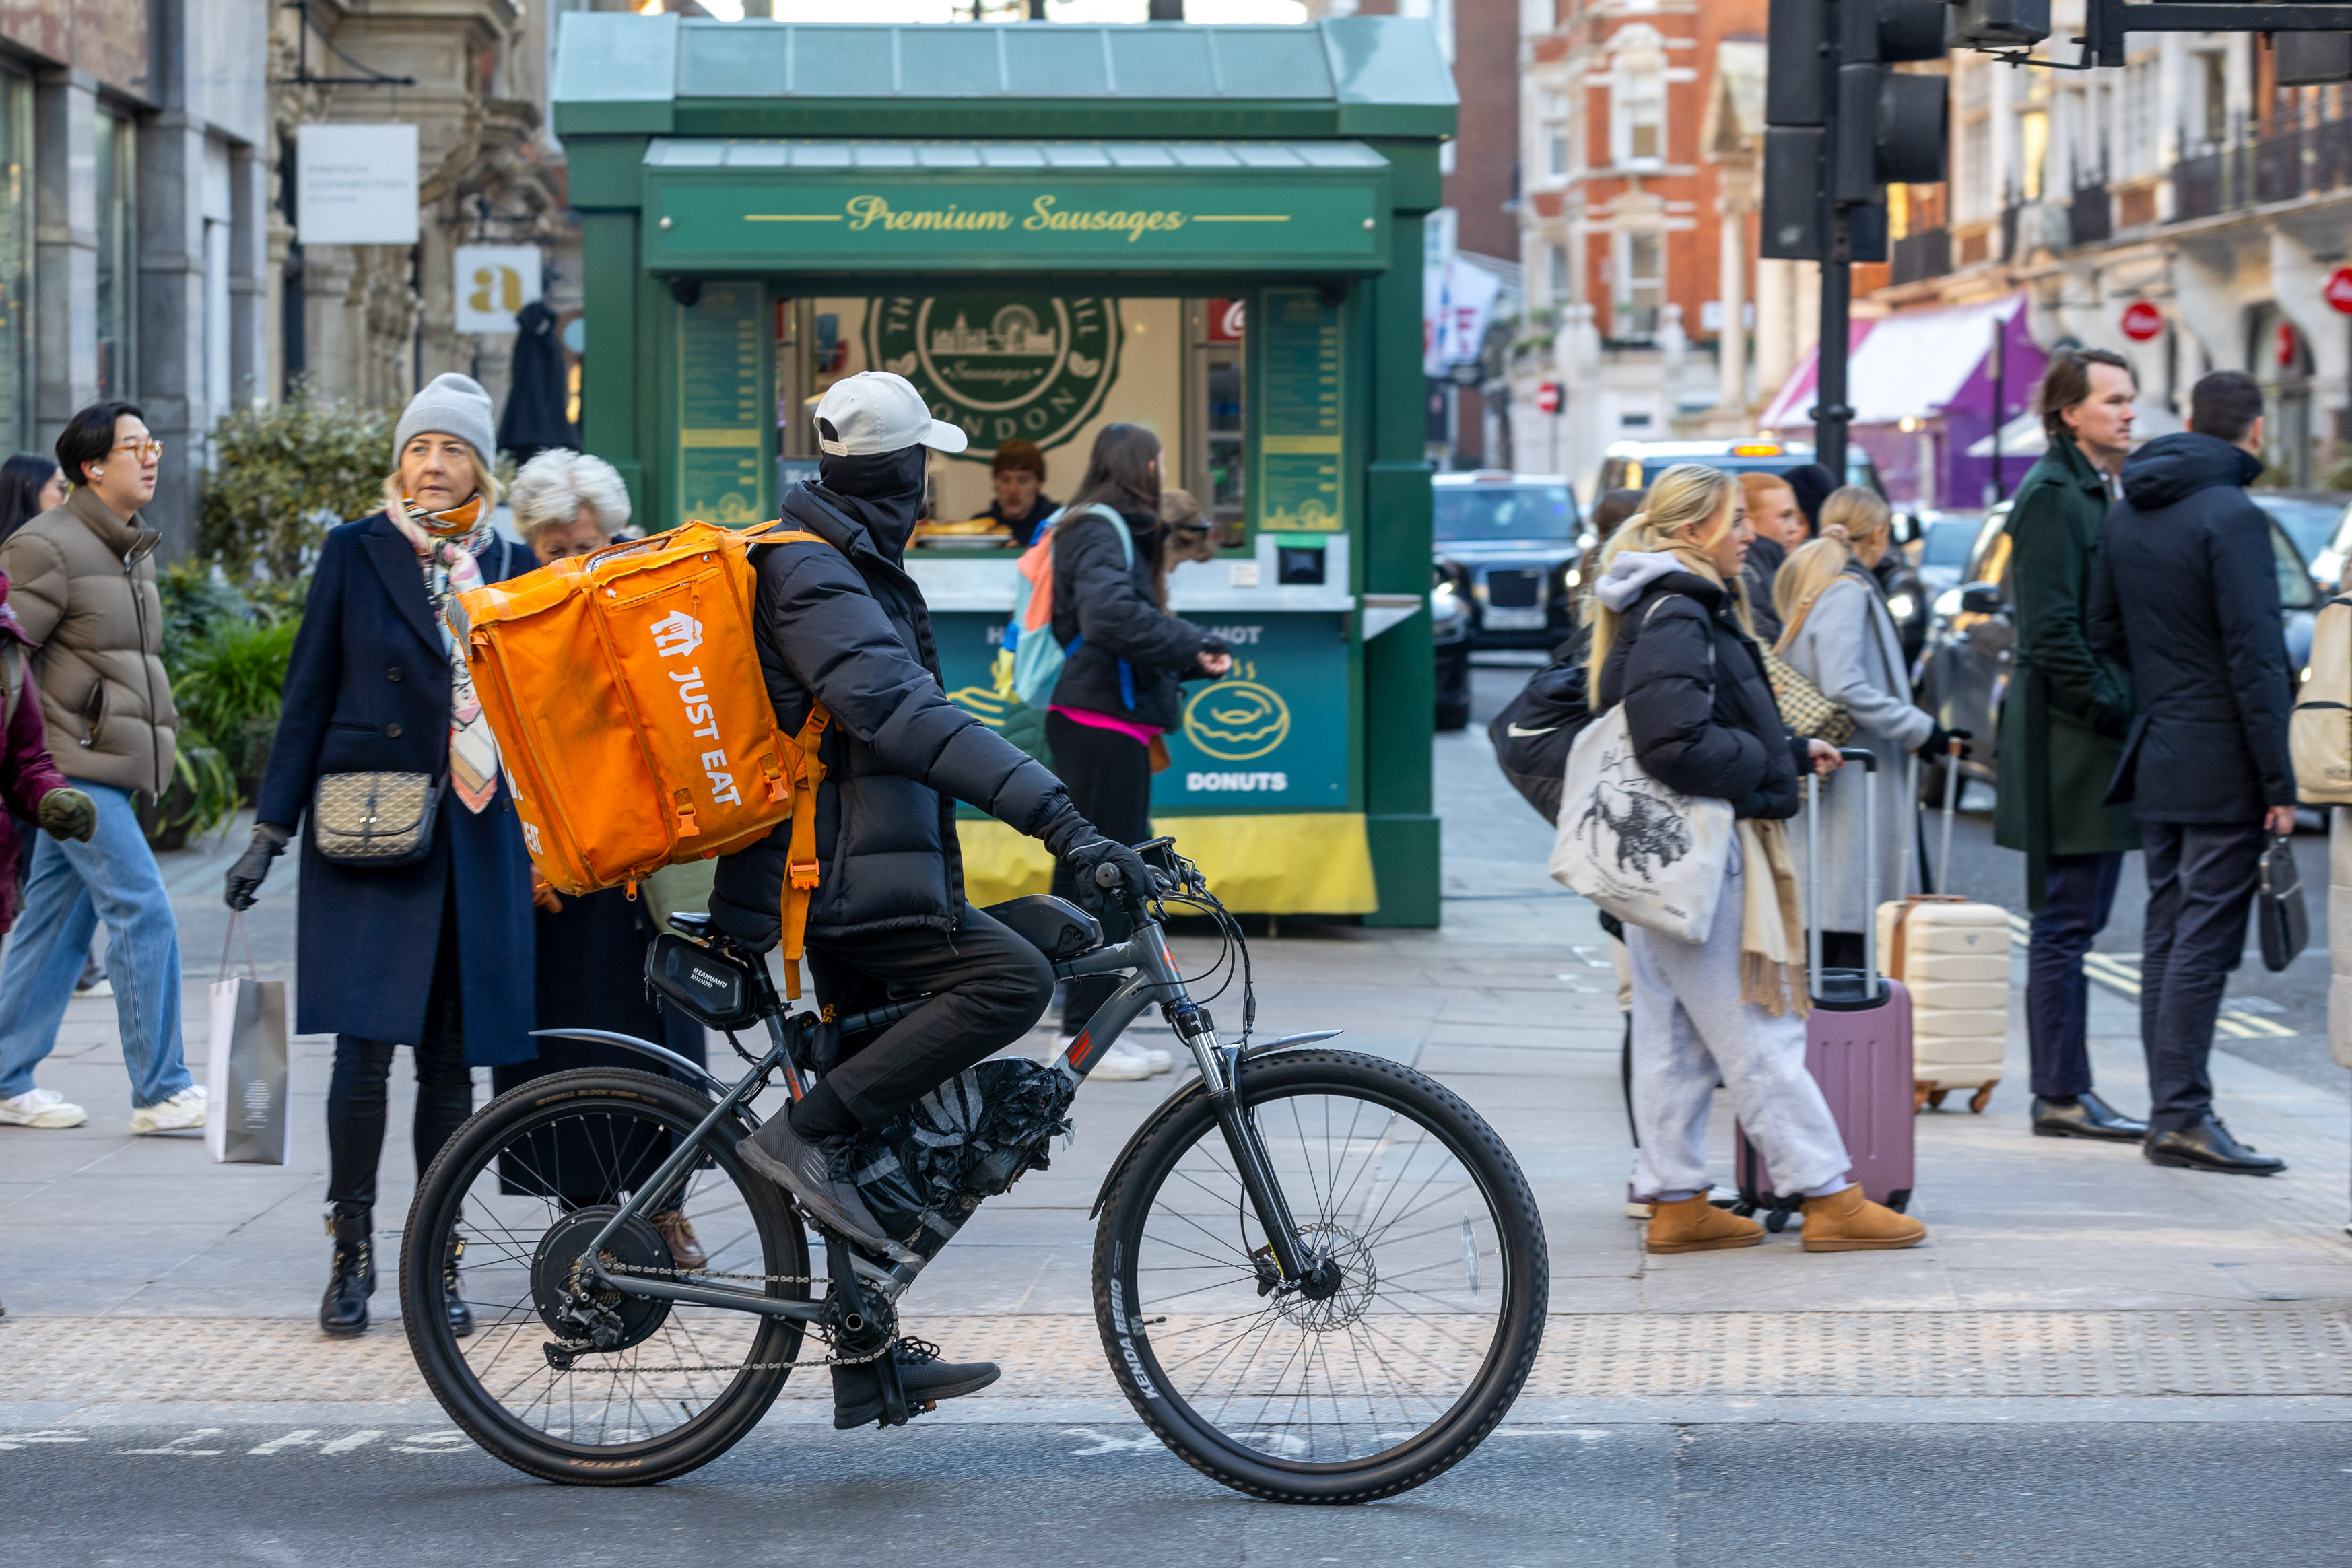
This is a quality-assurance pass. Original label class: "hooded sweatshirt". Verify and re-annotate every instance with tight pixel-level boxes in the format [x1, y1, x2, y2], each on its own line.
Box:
[2087, 431, 2293, 822]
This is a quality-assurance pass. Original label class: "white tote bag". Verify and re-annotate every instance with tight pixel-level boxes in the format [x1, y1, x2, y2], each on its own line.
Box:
[205, 918, 290, 1165]
[1547, 702, 1733, 943]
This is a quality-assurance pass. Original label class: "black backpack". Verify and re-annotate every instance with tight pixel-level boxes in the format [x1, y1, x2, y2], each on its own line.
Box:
[1487, 635, 1594, 825]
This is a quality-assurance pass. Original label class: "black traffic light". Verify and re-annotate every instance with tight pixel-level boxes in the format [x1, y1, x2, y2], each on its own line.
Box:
[1946, 0, 2050, 50]
[2277, 32, 2352, 85]
[1762, 129, 1890, 261]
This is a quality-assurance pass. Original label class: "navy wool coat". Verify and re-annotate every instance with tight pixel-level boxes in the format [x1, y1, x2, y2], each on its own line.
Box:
[256, 513, 538, 1064]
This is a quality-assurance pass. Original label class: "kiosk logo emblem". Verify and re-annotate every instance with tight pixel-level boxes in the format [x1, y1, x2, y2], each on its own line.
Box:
[866, 293, 1121, 455]
[1183, 679, 1292, 763]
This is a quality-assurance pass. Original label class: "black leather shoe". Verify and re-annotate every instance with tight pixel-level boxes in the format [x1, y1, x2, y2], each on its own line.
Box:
[737, 1117, 913, 1262]
[2145, 1114, 2286, 1176]
[319, 1213, 374, 1338]
[2031, 1092, 2149, 1143]
[443, 1234, 473, 1338]
[830, 1337, 1001, 1431]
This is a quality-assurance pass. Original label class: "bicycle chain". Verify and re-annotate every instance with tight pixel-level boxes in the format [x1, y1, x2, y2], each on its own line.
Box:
[541, 1255, 892, 1374]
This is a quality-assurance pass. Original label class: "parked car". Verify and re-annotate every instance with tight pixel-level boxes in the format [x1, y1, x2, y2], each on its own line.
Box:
[1594, 438, 1887, 499]
[1433, 565, 1472, 731]
[1431, 471, 1584, 658]
[1913, 512, 1986, 605]
[1912, 500, 2320, 800]
[2259, 490, 2352, 592]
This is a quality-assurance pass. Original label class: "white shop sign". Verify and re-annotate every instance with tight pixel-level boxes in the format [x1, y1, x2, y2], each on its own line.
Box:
[453, 245, 542, 334]
[297, 124, 419, 246]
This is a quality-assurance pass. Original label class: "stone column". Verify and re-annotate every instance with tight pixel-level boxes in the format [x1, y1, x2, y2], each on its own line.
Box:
[33, 69, 96, 459]
[230, 144, 269, 409]
[2267, 224, 2350, 477]
[2169, 241, 2246, 374]
[300, 244, 358, 397]
[139, 112, 214, 559]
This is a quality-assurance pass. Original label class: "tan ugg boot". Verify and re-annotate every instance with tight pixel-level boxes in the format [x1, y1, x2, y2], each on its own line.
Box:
[1644, 1195, 1765, 1254]
[1799, 1184, 1928, 1252]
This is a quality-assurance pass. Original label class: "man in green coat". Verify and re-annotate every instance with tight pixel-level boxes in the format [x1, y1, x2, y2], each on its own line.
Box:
[1992, 347, 2146, 1145]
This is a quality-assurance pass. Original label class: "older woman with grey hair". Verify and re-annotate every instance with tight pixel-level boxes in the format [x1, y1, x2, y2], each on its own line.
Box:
[509, 448, 633, 565]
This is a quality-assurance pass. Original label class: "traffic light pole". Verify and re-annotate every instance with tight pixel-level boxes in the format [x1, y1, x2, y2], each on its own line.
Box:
[1811, 0, 1853, 479]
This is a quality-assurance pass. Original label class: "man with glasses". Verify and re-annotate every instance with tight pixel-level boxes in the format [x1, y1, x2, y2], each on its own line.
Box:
[0, 403, 201, 1136]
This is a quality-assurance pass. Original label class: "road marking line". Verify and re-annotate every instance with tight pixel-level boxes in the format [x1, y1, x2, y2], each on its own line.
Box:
[320, 1430, 382, 1454]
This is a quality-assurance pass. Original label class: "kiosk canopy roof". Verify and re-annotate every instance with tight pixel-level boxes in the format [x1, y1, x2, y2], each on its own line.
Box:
[554, 15, 1458, 141]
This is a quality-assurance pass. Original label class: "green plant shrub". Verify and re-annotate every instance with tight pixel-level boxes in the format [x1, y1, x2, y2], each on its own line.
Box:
[157, 560, 255, 673]
[198, 387, 395, 582]
[174, 617, 300, 781]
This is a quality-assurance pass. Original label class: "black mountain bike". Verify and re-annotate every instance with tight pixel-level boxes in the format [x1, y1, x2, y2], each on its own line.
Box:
[400, 840, 1547, 1503]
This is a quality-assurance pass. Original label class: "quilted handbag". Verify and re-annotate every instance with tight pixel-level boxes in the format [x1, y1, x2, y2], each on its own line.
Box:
[312, 772, 440, 868]
[1760, 648, 1856, 745]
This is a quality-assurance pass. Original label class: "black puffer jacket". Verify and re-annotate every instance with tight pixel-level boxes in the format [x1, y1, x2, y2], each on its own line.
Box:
[712, 466, 1069, 948]
[2087, 432, 2293, 823]
[1048, 504, 1225, 731]
[1592, 554, 1809, 820]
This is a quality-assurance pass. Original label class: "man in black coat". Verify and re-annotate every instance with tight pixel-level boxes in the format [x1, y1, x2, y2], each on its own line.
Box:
[2089, 370, 2295, 1175]
[710, 372, 1151, 1424]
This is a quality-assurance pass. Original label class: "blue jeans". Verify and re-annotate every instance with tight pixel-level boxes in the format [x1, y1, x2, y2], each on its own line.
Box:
[0, 782, 189, 1108]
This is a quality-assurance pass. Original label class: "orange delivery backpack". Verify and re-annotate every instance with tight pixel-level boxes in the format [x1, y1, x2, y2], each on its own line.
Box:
[455, 519, 831, 993]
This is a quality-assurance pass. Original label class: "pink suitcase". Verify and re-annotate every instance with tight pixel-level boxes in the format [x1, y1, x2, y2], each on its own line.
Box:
[1733, 749, 1918, 1229]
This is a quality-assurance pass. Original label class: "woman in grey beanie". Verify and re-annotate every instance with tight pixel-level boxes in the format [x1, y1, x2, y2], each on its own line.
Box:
[222, 372, 543, 1340]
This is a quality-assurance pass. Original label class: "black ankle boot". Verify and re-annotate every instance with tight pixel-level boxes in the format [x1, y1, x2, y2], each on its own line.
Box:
[443, 1233, 473, 1338]
[320, 1210, 374, 1338]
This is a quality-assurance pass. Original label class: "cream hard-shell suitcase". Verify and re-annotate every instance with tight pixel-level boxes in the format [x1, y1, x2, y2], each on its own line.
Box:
[1875, 895, 2011, 1111]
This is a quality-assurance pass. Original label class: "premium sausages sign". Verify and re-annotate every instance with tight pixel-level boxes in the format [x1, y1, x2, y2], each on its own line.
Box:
[865, 293, 1120, 457]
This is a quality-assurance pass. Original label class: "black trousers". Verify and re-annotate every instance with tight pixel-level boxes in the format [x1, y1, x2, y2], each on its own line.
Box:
[2025, 850, 2124, 1099]
[1044, 710, 1153, 1035]
[2140, 820, 2265, 1134]
[805, 901, 1055, 1130]
[325, 890, 471, 1217]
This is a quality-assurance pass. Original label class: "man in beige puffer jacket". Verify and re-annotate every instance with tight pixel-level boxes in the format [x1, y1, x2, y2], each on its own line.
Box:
[0, 402, 201, 1136]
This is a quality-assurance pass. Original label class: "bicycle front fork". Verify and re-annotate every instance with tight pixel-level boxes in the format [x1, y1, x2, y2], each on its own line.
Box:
[1172, 1004, 1325, 1295]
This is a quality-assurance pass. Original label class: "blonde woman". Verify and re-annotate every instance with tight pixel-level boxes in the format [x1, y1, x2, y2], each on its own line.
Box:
[1590, 465, 1926, 1255]
[1777, 488, 1965, 969]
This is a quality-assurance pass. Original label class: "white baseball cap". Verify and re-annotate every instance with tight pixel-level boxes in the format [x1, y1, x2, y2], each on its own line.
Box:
[812, 371, 968, 457]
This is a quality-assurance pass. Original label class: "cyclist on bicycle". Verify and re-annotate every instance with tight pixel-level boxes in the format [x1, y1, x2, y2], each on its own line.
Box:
[712, 371, 1147, 1426]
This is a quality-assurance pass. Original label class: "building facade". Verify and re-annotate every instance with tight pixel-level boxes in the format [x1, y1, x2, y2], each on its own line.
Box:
[1510, 0, 1766, 492]
[1837, 5, 2352, 500]
[0, 1, 270, 557]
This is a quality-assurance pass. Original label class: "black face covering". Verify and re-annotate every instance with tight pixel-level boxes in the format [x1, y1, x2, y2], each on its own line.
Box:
[815, 446, 929, 565]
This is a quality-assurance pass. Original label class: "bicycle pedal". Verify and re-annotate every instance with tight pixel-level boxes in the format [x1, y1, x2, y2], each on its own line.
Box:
[918, 1400, 937, 1415]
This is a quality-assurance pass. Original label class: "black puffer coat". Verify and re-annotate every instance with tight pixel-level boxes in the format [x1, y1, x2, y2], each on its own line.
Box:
[2087, 432, 2293, 823]
[712, 473, 1069, 948]
[1048, 504, 1225, 731]
[1593, 556, 1809, 820]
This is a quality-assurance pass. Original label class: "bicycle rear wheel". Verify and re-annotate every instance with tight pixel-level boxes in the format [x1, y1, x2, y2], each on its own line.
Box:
[1094, 1048, 1547, 1503]
[400, 1068, 811, 1485]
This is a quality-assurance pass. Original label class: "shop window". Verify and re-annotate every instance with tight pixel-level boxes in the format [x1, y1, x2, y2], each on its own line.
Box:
[2198, 53, 2227, 149]
[1615, 232, 1662, 338]
[1540, 92, 1570, 178]
[95, 111, 135, 403]
[1189, 298, 1247, 545]
[0, 73, 30, 454]
[1546, 244, 1570, 302]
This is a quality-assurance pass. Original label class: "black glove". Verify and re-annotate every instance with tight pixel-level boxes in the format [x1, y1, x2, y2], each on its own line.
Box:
[224, 822, 292, 912]
[1038, 804, 1153, 910]
[1919, 724, 1974, 760]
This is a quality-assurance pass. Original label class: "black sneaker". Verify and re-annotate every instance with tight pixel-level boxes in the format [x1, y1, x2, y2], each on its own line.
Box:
[736, 1116, 912, 1261]
[831, 1336, 1001, 1430]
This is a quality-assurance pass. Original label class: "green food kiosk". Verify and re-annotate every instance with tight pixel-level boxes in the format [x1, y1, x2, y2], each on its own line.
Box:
[553, 13, 1453, 924]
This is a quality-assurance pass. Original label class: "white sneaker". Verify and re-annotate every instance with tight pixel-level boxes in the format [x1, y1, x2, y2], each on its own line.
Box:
[128, 1085, 207, 1134]
[1132, 1044, 1176, 1075]
[75, 978, 113, 999]
[0, 1087, 88, 1128]
[1087, 1042, 1161, 1081]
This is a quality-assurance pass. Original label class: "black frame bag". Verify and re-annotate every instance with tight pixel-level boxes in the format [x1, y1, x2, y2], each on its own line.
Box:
[2257, 834, 2308, 972]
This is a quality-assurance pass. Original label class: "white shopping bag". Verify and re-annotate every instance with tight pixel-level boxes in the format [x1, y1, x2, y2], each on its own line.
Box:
[205, 920, 289, 1165]
[1547, 703, 1733, 943]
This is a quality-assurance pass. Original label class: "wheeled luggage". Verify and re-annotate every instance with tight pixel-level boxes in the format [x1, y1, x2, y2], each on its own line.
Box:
[1877, 747, 2010, 1112]
[1735, 749, 1917, 1229]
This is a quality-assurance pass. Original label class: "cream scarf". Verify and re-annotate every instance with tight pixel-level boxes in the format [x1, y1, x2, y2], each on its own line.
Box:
[382, 481, 501, 814]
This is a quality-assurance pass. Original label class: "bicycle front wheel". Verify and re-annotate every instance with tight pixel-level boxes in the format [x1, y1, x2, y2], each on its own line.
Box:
[1094, 1048, 1547, 1503]
[400, 1068, 811, 1485]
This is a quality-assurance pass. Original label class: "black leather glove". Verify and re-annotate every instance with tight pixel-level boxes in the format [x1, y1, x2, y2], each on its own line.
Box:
[1037, 804, 1153, 910]
[224, 822, 292, 912]
[1919, 724, 1974, 760]
[35, 788, 96, 843]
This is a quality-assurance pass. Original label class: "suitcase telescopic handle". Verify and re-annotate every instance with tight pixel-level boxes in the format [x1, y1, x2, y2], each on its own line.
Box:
[1807, 747, 1884, 1004]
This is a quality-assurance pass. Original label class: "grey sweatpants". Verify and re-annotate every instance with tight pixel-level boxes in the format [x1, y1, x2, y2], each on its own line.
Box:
[1625, 848, 1853, 1203]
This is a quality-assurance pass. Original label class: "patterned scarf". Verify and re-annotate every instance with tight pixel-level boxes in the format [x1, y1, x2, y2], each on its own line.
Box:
[384, 485, 500, 813]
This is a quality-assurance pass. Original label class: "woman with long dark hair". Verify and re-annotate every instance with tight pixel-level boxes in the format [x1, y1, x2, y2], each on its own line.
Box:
[1046, 423, 1231, 1077]
[0, 455, 65, 545]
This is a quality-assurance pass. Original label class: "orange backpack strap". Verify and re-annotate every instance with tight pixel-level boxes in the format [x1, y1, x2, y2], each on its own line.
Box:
[776, 703, 832, 1001]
